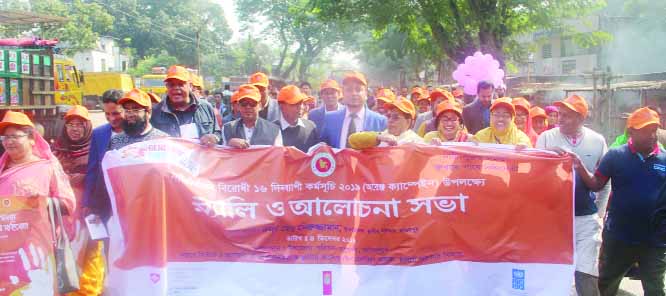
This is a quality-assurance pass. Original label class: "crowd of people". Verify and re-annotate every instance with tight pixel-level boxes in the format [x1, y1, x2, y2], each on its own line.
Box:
[0, 65, 665, 296]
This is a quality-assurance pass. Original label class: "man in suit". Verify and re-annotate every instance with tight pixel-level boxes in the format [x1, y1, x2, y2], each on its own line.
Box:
[222, 84, 282, 148]
[319, 71, 387, 148]
[275, 85, 319, 152]
[462, 80, 495, 134]
[83, 89, 124, 214]
[307, 79, 343, 129]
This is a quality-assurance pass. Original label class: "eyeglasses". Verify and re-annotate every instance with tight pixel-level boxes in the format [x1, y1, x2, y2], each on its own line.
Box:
[65, 123, 85, 129]
[105, 111, 123, 116]
[0, 134, 29, 141]
[491, 112, 513, 120]
[124, 108, 146, 115]
[239, 101, 258, 108]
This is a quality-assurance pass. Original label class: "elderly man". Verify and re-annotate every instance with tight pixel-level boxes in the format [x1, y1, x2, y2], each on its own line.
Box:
[150, 65, 221, 146]
[462, 80, 495, 134]
[319, 71, 386, 148]
[275, 85, 319, 152]
[249, 72, 281, 122]
[307, 79, 343, 129]
[222, 84, 282, 148]
[536, 95, 609, 296]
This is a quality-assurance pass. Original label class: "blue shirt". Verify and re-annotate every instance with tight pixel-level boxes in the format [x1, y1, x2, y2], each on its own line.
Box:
[596, 143, 666, 247]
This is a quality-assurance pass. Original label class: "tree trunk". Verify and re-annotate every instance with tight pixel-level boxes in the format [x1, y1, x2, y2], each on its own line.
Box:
[282, 45, 302, 80]
[478, 30, 505, 68]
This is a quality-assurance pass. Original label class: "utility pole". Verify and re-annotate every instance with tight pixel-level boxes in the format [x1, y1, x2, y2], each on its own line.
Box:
[196, 30, 201, 74]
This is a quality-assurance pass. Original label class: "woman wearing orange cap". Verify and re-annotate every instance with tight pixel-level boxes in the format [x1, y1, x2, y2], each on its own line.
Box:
[54, 106, 105, 296]
[530, 106, 549, 135]
[348, 97, 424, 149]
[472, 97, 532, 147]
[424, 101, 472, 144]
[512, 97, 539, 146]
[0, 111, 76, 295]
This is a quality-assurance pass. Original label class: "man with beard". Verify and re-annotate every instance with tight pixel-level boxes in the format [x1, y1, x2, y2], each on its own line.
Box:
[151, 65, 221, 147]
[462, 80, 495, 134]
[109, 88, 168, 150]
[90, 88, 167, 221]
[319, 71, 386, 148]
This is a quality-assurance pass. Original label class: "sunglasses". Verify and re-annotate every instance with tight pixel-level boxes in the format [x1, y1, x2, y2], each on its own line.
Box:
[239, 101, 258, 108]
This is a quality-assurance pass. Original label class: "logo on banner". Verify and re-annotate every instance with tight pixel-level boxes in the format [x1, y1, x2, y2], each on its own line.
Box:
[311, 152, 336, 177]
[512, 269, 525, 290]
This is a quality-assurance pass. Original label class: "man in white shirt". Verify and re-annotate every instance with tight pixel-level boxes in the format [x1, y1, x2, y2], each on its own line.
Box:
[222, 84, 282, 148]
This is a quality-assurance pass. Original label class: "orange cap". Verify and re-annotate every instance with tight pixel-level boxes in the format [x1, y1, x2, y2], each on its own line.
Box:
[277, 85, 307, 104]
[511, 97, 531, 113]
[435, 100, 463, 119]
[191, 74, 203, 88]
[385, 96, 417, 119]
[554, 94, 588, 118]
[118, 88, 152, 108]
[304, 96, 315, 104]
[411, 87, 426, 100]
[627, 107, 661, 129]
[375, 88, 396, 104]
[530, 106, 547, 119]
[147, 92, 161, 104]
[430, 88, 454, 103]
[452, 88, 464, 98]
[320, 79, 341, 92]
[164, 65, 190, 83]
[249, 72, 269, 88]
[490, 97, 516, 116]
[64, 105, 91, 121]
[342, 71, 367, 86]
[0, 111, 35, 134]
[236, 84, 261, 102]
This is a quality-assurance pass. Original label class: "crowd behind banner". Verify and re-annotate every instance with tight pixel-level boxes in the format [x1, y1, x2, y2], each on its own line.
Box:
[0, 65, 665, 296]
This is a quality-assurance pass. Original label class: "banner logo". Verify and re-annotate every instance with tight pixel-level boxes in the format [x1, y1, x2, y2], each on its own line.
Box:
[311, 153, 336, 177]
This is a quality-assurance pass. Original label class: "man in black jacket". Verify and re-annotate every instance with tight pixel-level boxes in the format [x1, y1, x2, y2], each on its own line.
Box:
[274, 85, 319, 152]
[150, 65, 221, 146]
[222, 84, 282, 148]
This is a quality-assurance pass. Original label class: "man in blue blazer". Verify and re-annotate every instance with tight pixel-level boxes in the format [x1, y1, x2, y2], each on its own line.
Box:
[320, 71, 387, 148]
[308, 79, 343, 129]
[83, 89, 124, 214]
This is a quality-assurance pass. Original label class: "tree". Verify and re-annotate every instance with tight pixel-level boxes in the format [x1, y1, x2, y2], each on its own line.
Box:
[128, 51, 178, 76]
[237, 0, 348, 81]
[314, 0, 605, 67]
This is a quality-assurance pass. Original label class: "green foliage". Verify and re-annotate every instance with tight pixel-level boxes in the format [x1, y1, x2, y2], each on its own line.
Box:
[127, 51, 178, 76]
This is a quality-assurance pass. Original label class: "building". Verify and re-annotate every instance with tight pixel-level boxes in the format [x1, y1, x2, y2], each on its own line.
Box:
[73, 36, 129, 72]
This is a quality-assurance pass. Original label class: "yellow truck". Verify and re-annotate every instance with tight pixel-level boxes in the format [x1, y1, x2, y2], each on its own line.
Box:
[54, 55, 84, 106]
[82, 72, 134, 106]
[140, 67, 167, 97]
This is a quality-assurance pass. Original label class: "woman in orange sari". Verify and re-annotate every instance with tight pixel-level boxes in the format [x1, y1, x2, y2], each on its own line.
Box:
[0, 111, 75, 295]
[54, 106, 105, 296]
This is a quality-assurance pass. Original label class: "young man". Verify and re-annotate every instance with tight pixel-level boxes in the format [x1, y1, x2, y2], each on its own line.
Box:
[151, 65, 220, 146]
[222, 84, 282, 148]
[275, 85, 319, 152]
[83, 89, 124, 213]
[319, 71, 387, 148]
[574, 107, 666, 296]
[308, 79, 343, 129]
[536, 95, 609, 296]
[462, 81, 494, 134]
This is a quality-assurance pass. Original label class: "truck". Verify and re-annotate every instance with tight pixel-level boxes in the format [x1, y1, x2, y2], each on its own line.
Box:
[140, 67, 167, 97]
[0, 41, 61, 140]
[82, 71, 134, 107]
[53, 55, 84, 107]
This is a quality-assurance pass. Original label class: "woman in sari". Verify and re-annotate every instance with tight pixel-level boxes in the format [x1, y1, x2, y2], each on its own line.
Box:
[348, 96, 424, 149]
[511, 97, 539, 146]
[0, 111, 75, 295]
[423, 100, 472, 144]
[473, 97, 532, 147]
[54, 105, 105, 296]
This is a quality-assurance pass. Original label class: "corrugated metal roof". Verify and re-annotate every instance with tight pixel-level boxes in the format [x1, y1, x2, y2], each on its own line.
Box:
[0, 10, 67, 25]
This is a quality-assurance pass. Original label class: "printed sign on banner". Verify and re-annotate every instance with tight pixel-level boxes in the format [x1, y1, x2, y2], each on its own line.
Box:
[102, 139, 575, 296]
[0, 196, 55, 296]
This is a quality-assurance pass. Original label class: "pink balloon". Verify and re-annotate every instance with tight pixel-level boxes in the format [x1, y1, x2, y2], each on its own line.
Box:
[491, 60, 500, 70]
[463, 79, 478, 95]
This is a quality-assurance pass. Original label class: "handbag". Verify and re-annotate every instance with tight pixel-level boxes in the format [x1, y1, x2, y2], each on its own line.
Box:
[48, 198, 80, 293]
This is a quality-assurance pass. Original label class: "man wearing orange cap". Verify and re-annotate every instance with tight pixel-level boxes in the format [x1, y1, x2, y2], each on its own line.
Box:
[151, 65, 221, 146]
[319, 71, 387, 149]
[373, 88, 396, 116]
[574, 107, 666, 296]
[348, 97, 423, 149]
[222, 84, 282, 148]
[536, 94, 609, 295]
[410, 86, 426, 103]
[308, 79, 343, 129]
[274, 85, 319, 152]
[413, 88, 455, 136]
[249, 72, 281, 122]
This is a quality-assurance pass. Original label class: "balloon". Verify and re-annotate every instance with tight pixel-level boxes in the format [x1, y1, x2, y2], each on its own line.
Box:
[453, 51, 505, 96]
